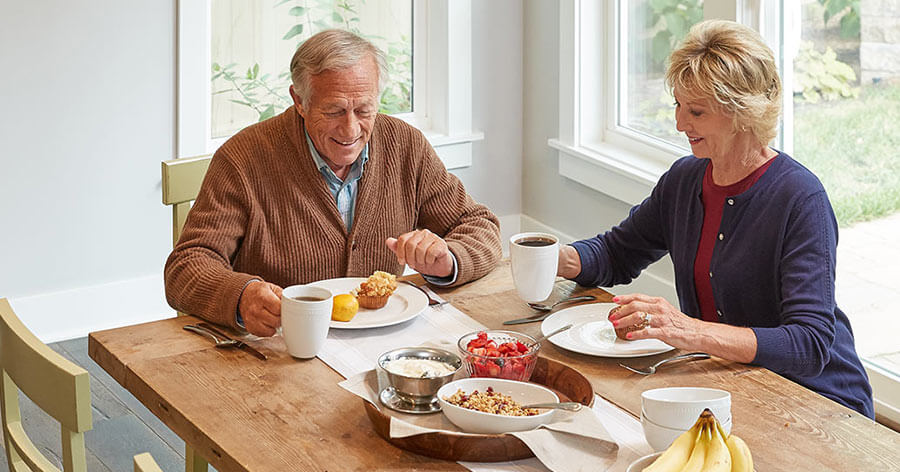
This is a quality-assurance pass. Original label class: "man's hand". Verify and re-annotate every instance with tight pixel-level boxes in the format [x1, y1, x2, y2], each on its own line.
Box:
[386, 229, 453, 278]
[238, 281, 283, 337]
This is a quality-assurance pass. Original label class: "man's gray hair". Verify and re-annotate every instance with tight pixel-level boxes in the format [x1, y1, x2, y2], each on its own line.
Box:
[289, 29, 387, 108]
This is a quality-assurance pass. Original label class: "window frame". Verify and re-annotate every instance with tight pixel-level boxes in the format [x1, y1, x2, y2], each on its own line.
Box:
[177, 0, 481, 169]
[549, 0, 740, 206]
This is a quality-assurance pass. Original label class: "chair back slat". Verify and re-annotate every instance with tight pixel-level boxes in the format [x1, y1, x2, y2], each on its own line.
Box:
[161, 155, 211, 206]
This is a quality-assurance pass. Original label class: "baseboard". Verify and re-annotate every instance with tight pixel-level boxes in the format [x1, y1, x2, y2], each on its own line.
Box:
[7, 275, 174, 344]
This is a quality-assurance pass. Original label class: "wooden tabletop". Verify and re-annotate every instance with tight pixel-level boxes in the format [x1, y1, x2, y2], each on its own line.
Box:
[89, 262, 900, 471]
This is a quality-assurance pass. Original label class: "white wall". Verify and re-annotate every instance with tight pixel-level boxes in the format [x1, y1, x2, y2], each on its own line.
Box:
[0, 1, 524, 342]
[522, 0, 677, 302]
[1, 1, 177, 341]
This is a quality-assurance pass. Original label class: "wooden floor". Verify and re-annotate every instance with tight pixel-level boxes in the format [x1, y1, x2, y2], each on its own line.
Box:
[0, 337, 205, 472]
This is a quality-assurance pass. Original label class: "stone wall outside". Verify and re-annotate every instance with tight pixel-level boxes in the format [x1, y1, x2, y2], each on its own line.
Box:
[861, 0, 900, 83]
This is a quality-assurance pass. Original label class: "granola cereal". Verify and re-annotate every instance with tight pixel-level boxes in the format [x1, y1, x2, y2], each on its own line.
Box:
[443, 386, 539, 416]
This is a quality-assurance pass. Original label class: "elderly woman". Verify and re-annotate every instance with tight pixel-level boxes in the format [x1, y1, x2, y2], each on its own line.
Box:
[557, 20, 874, 418]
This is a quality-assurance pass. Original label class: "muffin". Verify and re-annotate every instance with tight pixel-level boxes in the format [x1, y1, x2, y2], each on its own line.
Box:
[354, 271, 398, 309]
[610, 306, 649, 341]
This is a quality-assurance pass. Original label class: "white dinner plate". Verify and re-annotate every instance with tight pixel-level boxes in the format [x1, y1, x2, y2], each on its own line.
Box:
[627, 452, 662, 472]
[308, 277, 428, 329]
[540, 303, 674, 358]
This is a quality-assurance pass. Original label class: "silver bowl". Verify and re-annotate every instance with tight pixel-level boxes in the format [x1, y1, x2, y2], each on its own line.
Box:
[377, 347, 461, 405]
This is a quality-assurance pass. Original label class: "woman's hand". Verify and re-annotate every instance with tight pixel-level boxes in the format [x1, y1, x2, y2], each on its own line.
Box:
[609, 292, 758, 363]
[608, 293, 702, 350]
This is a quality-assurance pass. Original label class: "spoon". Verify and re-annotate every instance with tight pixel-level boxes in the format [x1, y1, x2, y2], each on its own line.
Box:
[527, 295, 596, 312]
[531, 323, 574, 347]
[522, 401, 583, 411]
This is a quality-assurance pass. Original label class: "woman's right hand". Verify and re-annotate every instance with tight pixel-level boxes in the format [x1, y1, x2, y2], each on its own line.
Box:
[557, 245, 582, 279]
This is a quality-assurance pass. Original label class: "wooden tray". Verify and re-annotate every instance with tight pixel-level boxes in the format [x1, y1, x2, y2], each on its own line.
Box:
[363, 356, 595, 462]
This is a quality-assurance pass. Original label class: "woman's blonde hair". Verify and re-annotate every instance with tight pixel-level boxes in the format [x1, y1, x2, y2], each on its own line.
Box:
[289, 29, 387, 107]
[666, 20, 782, 146]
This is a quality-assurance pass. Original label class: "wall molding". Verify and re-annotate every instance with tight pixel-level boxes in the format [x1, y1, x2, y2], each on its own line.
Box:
[8, 275, 174, 344]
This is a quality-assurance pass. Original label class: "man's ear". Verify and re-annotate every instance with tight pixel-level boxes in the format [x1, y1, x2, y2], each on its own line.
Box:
[289, 86, 305, 117]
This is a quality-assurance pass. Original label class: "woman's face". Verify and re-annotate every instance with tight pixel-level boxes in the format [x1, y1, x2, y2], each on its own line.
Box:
[673, 88, 738, 159]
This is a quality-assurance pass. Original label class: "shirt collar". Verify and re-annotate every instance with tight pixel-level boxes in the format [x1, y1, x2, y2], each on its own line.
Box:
[304, 128, 368, 178]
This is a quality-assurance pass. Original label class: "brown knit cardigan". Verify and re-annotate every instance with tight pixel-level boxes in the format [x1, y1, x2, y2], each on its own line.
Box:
[164, 108, 501, 328]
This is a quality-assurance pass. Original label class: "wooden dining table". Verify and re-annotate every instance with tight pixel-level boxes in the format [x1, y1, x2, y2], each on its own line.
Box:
[89, 262, 900, 471]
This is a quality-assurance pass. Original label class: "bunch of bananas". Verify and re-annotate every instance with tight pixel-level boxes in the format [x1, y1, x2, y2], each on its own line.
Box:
[643, 408, 752, 472]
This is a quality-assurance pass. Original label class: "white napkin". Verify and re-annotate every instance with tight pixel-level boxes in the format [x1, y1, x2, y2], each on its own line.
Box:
[339, 369, 620, 472]
[316, 303, 482, 378]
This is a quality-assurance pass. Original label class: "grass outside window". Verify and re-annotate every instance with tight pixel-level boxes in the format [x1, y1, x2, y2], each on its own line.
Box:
[794, 82, 900, 227]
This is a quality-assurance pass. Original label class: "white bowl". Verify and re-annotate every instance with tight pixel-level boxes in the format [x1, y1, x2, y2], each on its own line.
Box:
[641, 410, 732, 452]
[627, 452, 662, 472]
[436, 378, 558, 434]
[641, 387, 731, 430]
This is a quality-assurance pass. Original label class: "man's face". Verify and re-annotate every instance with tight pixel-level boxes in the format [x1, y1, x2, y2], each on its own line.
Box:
[292, 57, 379, 171]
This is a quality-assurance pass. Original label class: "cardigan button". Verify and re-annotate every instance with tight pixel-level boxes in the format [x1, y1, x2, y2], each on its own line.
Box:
[717, 310, 723, 318]
[718, 233, 724, 241]
[727, 198, 735, 205]
[351, 240, 358, 250]
[708, 271, 713, 278]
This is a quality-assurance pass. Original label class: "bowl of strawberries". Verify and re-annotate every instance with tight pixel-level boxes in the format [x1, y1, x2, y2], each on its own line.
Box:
[457, 330, 540, 381]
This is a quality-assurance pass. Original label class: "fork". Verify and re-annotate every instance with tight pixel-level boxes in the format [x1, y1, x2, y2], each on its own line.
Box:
[183, 324, 239, 348]
[400, 280, 448, 306]
[618, 352, 710, 375]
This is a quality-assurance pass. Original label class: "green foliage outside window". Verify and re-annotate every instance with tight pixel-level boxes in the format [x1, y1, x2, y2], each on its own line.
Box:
[647, 0, 703, 67]
[212, 0, 412, 124]
[817, 0, 860, 39]
[793, 42, 859, 103]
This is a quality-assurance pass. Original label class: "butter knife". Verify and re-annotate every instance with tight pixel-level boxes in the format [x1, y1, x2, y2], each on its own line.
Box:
[198, 322, 268, 360]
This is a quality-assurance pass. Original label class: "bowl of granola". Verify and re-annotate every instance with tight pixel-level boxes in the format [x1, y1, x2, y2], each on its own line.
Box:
[437, 378, 558, 433]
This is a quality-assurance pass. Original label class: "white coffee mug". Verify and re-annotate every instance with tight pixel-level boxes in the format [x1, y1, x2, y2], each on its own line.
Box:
[509, 232, 559, 302]
[281, 285, 333, 359]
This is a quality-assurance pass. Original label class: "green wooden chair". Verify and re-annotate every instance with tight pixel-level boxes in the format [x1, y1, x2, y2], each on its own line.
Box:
[0, 298, 92, 472]
[161, 155, 212, 247]
[133, 452, 164, 472]
[161, 156, 212, 471]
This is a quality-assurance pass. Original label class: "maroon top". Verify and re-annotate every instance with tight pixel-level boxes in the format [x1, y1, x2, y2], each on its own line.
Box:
[694, 156, 777, 322]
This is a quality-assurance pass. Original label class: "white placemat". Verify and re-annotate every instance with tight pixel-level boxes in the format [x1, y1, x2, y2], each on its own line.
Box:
[315, 288, 652, 472]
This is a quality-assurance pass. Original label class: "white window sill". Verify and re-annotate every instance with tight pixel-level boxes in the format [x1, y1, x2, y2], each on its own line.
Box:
[549, 138, 667, 206]
[864, 360, 900, 428]
[424, 130, 484, 170]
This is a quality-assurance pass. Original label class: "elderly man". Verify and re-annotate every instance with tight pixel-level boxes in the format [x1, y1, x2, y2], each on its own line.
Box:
[165, 29, 501, 336]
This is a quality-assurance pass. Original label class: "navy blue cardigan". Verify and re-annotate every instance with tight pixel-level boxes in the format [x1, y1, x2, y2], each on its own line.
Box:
[571, 152, 874, 418]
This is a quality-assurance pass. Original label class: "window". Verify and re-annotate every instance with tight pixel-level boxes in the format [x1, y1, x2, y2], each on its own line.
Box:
[178, 0, 480, 169]
[554, 0, 900, 426]
[210, 0, 413, 140]
[550, 1, 734, 206]
[778, 0, 900, 426]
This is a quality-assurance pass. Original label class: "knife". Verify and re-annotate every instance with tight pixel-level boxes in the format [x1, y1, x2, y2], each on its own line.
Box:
[502, 312, 553, 325]
[198, 322, 268, 360]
